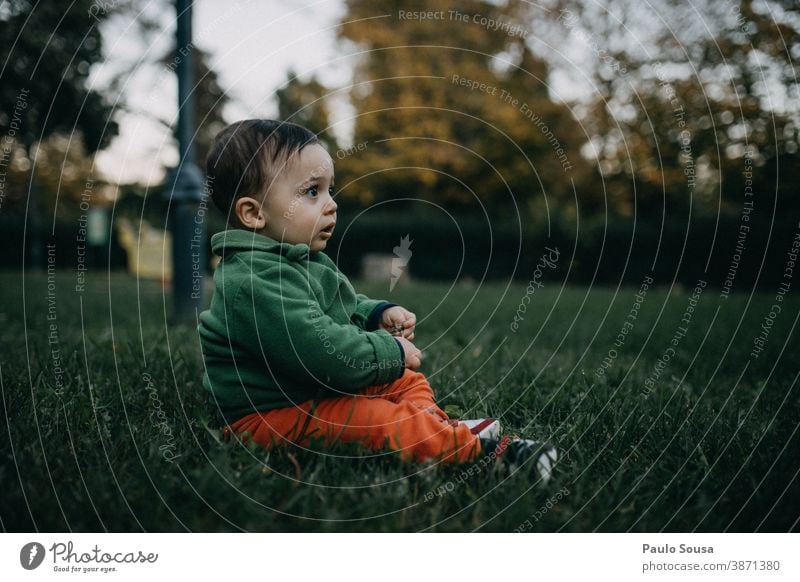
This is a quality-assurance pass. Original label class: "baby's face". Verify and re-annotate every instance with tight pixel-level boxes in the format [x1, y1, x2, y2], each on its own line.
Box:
[260, 144, 337, 252]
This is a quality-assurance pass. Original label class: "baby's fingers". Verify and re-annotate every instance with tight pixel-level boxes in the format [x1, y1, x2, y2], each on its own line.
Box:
[387, 323, 405, 335]
[398, 324, 415, 340]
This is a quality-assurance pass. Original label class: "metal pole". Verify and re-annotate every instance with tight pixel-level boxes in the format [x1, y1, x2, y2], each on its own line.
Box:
[176, 0, 195, 166]
[169, 0, 204, 322]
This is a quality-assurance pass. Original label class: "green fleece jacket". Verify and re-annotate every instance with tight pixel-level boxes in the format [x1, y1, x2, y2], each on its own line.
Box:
[198, 229, 405, 424]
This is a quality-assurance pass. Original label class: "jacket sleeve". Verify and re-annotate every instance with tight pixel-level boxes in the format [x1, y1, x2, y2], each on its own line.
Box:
[231, 265, 405, 392]
[351, 293, 397, 331]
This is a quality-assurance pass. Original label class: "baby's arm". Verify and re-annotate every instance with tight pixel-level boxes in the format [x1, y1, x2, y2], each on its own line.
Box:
[352, 293, 416, 340]
[351, 293, 397, 331]
[354, 296, 421, 368]
[377, 305, 416, 340]
[233, 266, 404, 392]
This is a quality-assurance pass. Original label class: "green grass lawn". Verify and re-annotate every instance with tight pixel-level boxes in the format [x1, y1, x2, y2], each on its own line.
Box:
[2, 271, 798, 532]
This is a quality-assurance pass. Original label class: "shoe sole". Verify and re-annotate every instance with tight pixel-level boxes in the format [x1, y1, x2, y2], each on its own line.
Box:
[460, 418, 502, 440]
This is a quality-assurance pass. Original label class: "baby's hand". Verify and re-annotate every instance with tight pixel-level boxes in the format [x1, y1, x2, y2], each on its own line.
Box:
[395, 336, 423, 370]
[380, 306, 416, 340]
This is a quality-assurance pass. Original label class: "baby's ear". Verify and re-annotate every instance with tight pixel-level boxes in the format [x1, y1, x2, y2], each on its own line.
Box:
[234, 196, 267, 230]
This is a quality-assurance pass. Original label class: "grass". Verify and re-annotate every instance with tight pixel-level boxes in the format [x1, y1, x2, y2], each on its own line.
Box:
[1, 271, 798, 532]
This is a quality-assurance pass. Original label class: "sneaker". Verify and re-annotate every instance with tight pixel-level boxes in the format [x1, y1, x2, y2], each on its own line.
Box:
[460, 418, 501, 440]
[480, 436, 558, 483]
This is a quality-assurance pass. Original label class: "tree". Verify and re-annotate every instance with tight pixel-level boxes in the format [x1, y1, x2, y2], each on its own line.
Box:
[334, 0, 595, 220]
[0, 0, 120, 265]
[0, 1, 119, 159]
[545, 0, 800, 218]
[161, 45, 231, 168]
[276, 68, 336, 150]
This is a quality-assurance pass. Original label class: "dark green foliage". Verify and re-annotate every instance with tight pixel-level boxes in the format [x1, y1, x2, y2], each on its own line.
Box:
[0, 0, 118, 152]
[325, 210, 799, 290]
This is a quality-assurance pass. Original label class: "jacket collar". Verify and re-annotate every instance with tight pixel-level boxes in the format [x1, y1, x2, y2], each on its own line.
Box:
[211, 229, 311, 262]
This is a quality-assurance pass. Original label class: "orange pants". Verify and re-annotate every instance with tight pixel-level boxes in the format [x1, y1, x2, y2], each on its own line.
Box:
[225, 369, 482, 463]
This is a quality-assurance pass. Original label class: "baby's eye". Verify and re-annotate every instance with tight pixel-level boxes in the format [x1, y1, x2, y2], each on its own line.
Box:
[305, 186, 318, 197]
[329, 185, 335, 195]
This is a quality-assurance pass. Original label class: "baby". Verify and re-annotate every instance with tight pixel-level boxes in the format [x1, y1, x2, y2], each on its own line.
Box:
[198, 119, 556, 479]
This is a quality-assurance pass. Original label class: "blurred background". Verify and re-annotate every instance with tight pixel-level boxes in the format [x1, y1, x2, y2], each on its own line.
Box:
[1, 0, 798, 287]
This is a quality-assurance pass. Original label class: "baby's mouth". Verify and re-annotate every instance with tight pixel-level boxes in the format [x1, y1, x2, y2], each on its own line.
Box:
[319, 223, 335, 236]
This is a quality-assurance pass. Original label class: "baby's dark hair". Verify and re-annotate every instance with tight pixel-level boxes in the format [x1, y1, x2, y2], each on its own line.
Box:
[205, 119, 320, 225]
